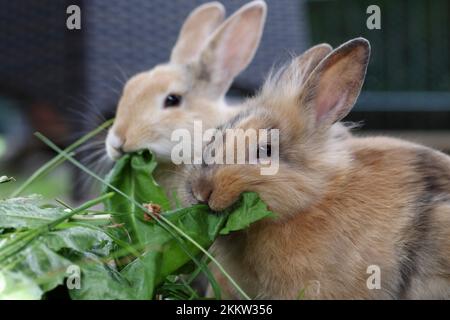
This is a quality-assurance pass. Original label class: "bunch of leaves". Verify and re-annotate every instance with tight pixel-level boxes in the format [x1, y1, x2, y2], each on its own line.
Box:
[0, 121, 275, 300]
[102, 150, 275, 299]
[0, 193, 120, 299]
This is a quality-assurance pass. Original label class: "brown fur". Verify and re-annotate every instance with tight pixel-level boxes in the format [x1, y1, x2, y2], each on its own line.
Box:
[184, 38, 450, 299]
[208, 138, 450, 299]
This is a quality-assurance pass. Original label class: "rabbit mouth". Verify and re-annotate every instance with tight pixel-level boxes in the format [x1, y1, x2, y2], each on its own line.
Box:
[204, 187, 246, 213]
[105, 130, 126, 161]
[105, 141, 124, 161]
[188, 177, 235, 212]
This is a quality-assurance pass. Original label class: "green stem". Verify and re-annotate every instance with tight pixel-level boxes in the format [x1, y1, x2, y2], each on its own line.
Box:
[10, 119, 114, 197]
[54, 199, 111, 219]
[35, 132, 251, 300]
[71, 214, 111, 221]
[47, 192, 114, 229]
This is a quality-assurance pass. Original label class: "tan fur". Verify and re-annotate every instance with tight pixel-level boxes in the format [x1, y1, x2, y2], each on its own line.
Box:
[170, 2, 225, 64]
[106, 1, 268, 196]
[208, 137, 450, 299]
[185, 38, 450, 299]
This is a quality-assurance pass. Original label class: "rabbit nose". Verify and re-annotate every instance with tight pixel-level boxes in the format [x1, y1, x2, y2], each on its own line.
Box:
[192, 184, 212, 205]
[106, 130, 126, 160]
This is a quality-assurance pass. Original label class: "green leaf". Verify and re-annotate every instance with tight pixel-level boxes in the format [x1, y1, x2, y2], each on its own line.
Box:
[1, 237, 73, 293]
[68, 252, 136, 300]
[220, 192, 277, 235]
[35, 131, 253, 299]
[103, 150, 170, 246]
[0, 226, 118, 299]
[0, 196, 118, 299]
[0, 196, 65, 229]
[119, 205, 226, 299]
[103, 151, 275, 299]
[45, 226, 113, 257]
[0, 270, 43, 300]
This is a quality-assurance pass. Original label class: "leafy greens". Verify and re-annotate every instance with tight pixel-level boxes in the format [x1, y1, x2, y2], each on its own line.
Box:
[0, 149, 275, 300]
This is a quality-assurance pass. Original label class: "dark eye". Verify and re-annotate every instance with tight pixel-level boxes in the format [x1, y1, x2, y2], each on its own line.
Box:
[257, 144, 271, 159]
[164, 94, 182, 108]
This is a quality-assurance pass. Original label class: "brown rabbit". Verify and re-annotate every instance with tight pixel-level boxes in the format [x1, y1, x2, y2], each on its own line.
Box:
[184, 38, 450, 299]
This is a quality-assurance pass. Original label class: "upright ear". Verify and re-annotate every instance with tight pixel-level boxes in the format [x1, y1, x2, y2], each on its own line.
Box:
[300, 38, 370, 128]
[274, 44, 332, 90]
[170, 2, 225, 64]
[294, 43, 333, 86]
[197, 0, 267, 96]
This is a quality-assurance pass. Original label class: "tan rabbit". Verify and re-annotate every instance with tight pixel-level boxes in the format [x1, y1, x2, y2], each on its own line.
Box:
[105, 1, 267, 194]
[185, 38, 450, 299]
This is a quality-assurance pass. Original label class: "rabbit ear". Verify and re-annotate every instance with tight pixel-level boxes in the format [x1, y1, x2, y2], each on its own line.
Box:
[294, 43, 333, 86]
[273, 44, 332, 90]
[197, 0, 267, 97]
[300, 38, 370, 128]
[170, 2, 225, 64]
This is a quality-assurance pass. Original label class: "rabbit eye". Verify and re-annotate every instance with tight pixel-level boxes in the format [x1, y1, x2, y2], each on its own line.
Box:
[257, 144, 271, 159]
[164, 94, 182, 108]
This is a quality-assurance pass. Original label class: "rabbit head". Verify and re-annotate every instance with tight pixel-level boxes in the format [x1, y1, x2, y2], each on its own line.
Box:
[106, 1, 267, 163]
[185, 38, 370, 217]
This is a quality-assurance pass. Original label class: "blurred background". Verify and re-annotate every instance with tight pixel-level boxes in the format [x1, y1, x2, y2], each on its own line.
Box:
[0, 0, 449, 201]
